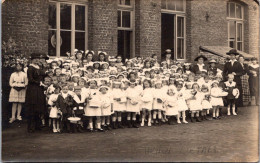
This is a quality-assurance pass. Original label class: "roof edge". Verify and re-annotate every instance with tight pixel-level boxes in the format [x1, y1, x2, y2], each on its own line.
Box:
[254, 0, 259, 5]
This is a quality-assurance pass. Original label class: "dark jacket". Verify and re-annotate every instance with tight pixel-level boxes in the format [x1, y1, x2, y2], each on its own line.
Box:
[192, 64, 209, 74]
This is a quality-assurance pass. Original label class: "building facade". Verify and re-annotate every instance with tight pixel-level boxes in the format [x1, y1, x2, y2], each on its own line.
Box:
[2, 0, 259, 61]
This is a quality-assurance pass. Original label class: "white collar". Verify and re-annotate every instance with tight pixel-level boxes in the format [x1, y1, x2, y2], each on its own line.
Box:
[61, 92, 68, 99]
[249, 64, 259, 69]
[30, 64, 40, 69]
[229, 59, 237, 62]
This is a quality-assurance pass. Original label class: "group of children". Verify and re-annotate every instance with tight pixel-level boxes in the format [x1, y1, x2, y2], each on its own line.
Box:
[9, 50, 241, 133]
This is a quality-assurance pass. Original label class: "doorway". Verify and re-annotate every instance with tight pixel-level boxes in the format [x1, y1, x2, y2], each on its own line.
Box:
[161, 13, 175, 60]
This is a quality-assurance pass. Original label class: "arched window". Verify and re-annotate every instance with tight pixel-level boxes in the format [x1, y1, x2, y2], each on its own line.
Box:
[227, 2, 244, 51]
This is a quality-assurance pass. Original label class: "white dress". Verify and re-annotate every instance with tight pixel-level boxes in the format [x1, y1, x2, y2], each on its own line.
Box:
[141, 88, 154, 110]
[176, 89, 189, 112]
[210, 87, 224, 107]
[126, 87, 141, 113]
[188, 91, 203, 111]
[9, 72, 28, 103]
[165, 95, 178, 116]
[110, 88, 127, 112]
[152, 88, 167, 111]
[201, 92, 212, 109]
[83, 89, 102, 116]
[48, 94, 59, 118]
[99, 92, 113, 116]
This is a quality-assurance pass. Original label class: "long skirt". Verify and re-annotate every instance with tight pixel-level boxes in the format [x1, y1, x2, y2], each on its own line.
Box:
[241, 75, 251, 104]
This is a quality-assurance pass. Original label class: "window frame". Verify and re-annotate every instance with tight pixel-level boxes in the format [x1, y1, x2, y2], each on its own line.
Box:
[117, 0, 135, 58]
[161, 0, 186, 13]
[227, 2, 244, 51]
[49, 1, 88, 57]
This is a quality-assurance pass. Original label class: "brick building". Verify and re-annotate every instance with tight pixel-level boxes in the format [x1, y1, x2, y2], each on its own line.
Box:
[2, 0, 259, 62]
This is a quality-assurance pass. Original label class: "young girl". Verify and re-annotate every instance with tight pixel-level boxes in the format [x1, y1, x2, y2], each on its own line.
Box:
[110, 81, 127, 129]
[165, 89, 178, 125]
[224, 74, 239, 116]
[140, 79, 154, 126]
[201, 85, 212, 120]
[125, 80, 141, 128]
[175, 82, 188, 124]
[99, 85, 113, 130]
[82, 80, 103, 132]
[152, 80, 166, 125]
[188, 83, 203, 122]
[48, 85, 61, 133]
[210, 81, 225, 119]
[9, 63, 28, 123]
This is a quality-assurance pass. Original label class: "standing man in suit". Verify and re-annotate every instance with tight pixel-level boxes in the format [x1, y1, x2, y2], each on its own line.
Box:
[192, 55, 209, 74]
[223, 49, 243, 109]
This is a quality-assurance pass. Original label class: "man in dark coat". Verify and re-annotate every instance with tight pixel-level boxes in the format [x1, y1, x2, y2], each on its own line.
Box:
[192, 54, 209, 74]
[223, 49, 243, 108]
[25, 53, 47, 133]
[161, 49, 175, 67]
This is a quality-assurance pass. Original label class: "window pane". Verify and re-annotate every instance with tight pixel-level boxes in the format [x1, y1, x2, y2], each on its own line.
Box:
[60, 31, 71, 57]
[118, 0, 123, 5]
[48, 3, 56, 29]
[236, 4, 242, 19]
[167, 0, 175, 10]
[227, 3, 229, 17]
[237, 42, 242, 51]
[177, 38, 184, 59]
[125, 0, 130, 5]
[229, 41, 235, 48]
[60, 4, 71, 30]
[122, 11, 131, 28]
[48, 30, 56, 56]
[237, 23, 242, 41]
[118, 11, 121, 27]
[176, 0, 184, 11]
[229, 21, 236, 40]
[75, 5, 85, 31]
[230, 3, 235, 18]
[75, 32, 85, 52]
[162, 0, 166, 9]
[177, 17, 184, 37]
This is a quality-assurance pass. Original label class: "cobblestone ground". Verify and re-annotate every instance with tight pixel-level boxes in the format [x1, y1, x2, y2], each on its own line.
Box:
[2, 106, 259, 162]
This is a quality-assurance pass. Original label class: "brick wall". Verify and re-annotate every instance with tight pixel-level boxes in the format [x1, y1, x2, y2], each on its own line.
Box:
[91, 0, 117, 56]
[187, 0, 228, 61]
[2, 0, 48, 57]
[136, 0, 161, 60]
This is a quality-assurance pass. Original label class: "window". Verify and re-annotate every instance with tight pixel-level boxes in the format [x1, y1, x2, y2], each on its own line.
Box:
[117, 0, 134, 61]
[162, 0, 185, 12]
[227, 2, 244, 51]
[48, 1, 87, 57]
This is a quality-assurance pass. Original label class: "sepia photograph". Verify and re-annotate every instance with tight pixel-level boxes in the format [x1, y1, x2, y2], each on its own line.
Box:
[1, 0, 259, 162]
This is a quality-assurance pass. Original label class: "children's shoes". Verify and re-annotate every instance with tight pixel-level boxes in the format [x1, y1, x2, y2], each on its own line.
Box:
[9, 118, 15, 123]
[17, 116, 22, 121]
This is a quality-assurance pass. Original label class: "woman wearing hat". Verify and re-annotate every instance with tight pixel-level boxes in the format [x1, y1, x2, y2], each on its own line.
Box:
[25, 53, 47, 133]
[249, 57, 259, 105]
[223, 49, 244, 108]
[192, 54, 209, 74]
[208, 59, 222, 76]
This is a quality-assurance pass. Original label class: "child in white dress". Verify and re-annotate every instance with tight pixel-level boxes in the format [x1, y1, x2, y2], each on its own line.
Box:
[188, 83, 203, 123]
[140, 79, 154, 127]
[201, 85, 212, 120]
[165, 89, 178, 125]
[175, 82, 188, 124]
[152, 80, 166, 125]
[210, 81, 226, 119]
[9, 63, 28, 123]
[48, 85, 61, 133]
[99, 86, 113, 130]
[126, 80, 141, 128]
[110, 81, 127, 129]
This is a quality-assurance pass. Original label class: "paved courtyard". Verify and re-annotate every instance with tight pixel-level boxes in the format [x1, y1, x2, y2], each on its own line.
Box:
[2, 106, 259, 162]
